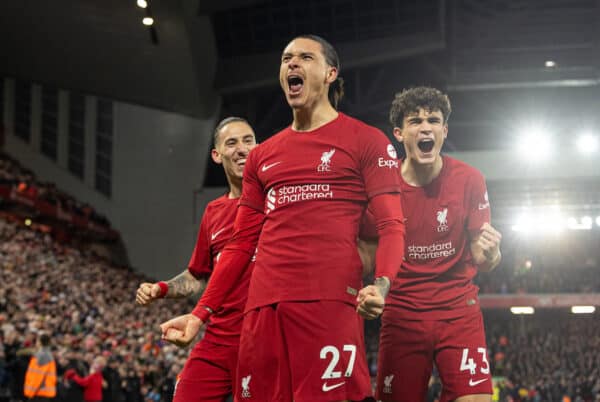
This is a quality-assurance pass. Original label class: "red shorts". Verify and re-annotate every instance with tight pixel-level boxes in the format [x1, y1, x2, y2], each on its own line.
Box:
[236, 301, 373, 402]
[376, 310, 492, 402]
[174, 339, 238, 402]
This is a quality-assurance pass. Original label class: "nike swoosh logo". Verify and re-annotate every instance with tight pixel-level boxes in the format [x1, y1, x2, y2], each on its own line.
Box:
[211, 228, 226, 240]
[469, 378, 488, 387]
[261, 162, 281, 172]
[322, 382, 345, 392]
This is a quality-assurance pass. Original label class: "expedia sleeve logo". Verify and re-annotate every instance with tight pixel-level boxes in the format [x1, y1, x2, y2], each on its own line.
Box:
[387, 144, 397, 159]
[378, 144, 399, 168]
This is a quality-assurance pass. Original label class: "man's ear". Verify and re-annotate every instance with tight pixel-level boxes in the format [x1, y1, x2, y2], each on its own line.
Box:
[211, 149, 222, 165]
[392, 127, 404, 143]
[325, 66, 338, 85]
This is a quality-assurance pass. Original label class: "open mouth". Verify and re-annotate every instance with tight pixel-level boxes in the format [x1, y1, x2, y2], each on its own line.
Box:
[417, 139, 435, 153]
[288, 75, 304, 95]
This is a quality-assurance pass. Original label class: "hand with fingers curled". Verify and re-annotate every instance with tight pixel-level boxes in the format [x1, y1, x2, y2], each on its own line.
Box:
[476, 222, 502, 271]
[135, 282, 163, 306]
[356, 277, 390, 320]
[159, 314, 204, 348]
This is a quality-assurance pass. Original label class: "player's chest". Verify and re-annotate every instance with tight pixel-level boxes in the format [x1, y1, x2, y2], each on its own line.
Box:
[402, 188, 466, 241]
[257, 140, 359, 186]
[208, 210, 236, 254]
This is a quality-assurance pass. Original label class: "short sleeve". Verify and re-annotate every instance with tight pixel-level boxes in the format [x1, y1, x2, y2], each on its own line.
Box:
[359, 128, 402, 199]
[466, 169, 491, 238]
[187, 208, 212, 279]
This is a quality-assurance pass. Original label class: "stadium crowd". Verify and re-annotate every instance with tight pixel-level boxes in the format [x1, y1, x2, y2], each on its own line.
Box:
[476, 234, 600, 295]
[0, 218, 191, 402]
[485, 312, 600, 402]
[0, 152, 110, 228]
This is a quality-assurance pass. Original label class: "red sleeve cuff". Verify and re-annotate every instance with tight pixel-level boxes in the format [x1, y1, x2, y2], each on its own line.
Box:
[157, 281, 168, 298]
[191, 305, 212, 322]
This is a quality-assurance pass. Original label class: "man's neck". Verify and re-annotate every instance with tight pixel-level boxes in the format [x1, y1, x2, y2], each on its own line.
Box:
[227, 177, 242, 199]
[401, 155, 443, 187]
[292, 99, 338, 131]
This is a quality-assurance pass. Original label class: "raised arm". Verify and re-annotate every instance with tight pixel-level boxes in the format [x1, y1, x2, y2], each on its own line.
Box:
[136, 206, 212, 305]
[465, 172, 501, 273]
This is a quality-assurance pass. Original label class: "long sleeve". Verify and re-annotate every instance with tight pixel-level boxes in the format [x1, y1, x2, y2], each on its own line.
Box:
[368, 192, 405, 281]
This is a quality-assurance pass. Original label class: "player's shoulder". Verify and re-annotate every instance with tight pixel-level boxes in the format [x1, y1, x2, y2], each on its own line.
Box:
[205, 193, 232, 211]
[248, 126, 292, 160]
[340, 113, 386, 137]
[444, 155, 484, 181]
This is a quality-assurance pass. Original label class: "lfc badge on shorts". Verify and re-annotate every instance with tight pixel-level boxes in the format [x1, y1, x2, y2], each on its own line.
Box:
[241, 375, 252, 398]
[383, 374, 394, 394]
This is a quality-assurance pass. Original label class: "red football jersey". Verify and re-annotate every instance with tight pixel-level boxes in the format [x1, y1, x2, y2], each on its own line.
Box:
[240, 113, 402, 311]
[386, 155, 490, 319]
[188, 194, 253, 345]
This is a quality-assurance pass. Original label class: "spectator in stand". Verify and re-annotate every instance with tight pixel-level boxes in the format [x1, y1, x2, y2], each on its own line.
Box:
[102, 356, 125, 402]
[65, 356, 105, 402]
[23, 333, 56, 401]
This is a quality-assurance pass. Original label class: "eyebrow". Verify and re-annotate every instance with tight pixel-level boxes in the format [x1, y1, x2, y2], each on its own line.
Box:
[408, 115, 442, 122]
[282, 51, 316, 58]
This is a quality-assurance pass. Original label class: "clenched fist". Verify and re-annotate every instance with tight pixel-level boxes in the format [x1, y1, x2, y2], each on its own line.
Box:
[136, 282, 162, 305]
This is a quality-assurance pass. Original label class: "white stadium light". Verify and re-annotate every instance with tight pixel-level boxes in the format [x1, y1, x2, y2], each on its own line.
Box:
[576, 134, 599, 154]
[517, 129, 553, 161]
[510, 306, 535, 315]
[513, 209, 565, 234]
[511, 214, 533, 233]
[143, 17, 154, 26]
[545, 60, 556, 68]
[596, 216, 600, 227]
[571, 306, 595, 314]
[567, 216, 593, 230]
[581, 216, 593, 229]
[137, 0, 148, 8]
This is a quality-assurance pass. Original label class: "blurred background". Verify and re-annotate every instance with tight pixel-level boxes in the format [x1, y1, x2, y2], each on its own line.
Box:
[1, 1, 599, 401]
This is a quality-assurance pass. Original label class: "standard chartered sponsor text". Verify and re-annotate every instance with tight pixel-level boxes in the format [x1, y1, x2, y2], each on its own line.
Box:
[408, 241, 456, 260]
[277, 183, 333, 204]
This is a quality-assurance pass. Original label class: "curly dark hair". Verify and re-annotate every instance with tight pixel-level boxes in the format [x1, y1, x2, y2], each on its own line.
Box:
[389, 87, 451, 128]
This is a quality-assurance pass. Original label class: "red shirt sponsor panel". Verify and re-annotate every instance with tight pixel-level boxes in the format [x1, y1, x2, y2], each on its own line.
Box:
[388, 156, 490, 319]
[188, 195, 252, 345]
[240, 113, 402, 311]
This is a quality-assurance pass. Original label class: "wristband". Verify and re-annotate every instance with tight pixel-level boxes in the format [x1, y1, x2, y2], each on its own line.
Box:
[156, 281, 169, 298]
[192, 305, 213, 322]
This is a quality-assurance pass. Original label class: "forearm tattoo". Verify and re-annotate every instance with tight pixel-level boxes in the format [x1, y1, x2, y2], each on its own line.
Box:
[374, 276, 391, 299]
[166, 271, 205, 298]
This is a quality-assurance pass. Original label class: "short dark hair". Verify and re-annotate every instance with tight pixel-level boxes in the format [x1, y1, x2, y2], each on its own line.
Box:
[293, 34, 345, 110]
[39, 333, 51, 347]
[389, 87, 451, 128]
[213, 117, 251, 146]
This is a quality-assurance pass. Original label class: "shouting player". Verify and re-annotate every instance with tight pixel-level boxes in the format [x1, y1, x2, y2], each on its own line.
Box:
[136, 117, 256, 402]
[160, 35, 406, 401]
[362, 87, 502, 402]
